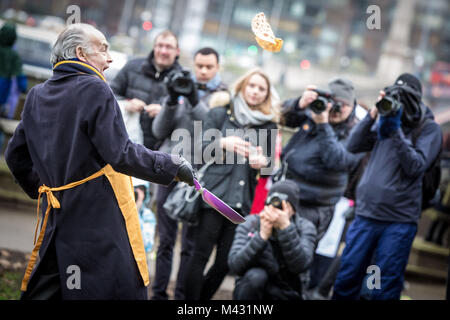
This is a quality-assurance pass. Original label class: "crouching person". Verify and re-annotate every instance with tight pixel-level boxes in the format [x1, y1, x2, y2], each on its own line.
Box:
[228, 180, 317, 300]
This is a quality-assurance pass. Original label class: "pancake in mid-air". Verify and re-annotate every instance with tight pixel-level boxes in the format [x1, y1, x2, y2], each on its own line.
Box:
[251, 12, 283, 52]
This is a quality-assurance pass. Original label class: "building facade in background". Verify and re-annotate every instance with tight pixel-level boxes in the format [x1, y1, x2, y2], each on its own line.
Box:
[1, 0, 449, 103]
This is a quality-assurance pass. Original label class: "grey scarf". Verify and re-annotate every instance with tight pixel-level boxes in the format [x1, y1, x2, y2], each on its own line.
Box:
[233, 93, 273, 126]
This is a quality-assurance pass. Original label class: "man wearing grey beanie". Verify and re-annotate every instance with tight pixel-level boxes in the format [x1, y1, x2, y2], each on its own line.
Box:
[279, 77, 367, 297]
[280, 77, 366, 241]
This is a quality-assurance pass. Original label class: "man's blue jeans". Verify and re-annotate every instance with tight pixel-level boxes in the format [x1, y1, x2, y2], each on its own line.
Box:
[332, 215, 417, 300]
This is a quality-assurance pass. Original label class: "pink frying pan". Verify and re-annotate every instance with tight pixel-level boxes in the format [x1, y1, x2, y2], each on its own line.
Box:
[194, 179, 246, 224]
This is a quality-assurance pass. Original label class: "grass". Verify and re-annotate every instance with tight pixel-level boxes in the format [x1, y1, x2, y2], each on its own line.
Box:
[0, 271, 22, 300]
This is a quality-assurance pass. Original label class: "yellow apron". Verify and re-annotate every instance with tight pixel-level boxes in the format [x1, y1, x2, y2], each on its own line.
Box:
[21, 164, 149, 291]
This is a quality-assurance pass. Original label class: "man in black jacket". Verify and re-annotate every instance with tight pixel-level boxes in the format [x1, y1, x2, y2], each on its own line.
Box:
[228, 180, 317, 300]
[110, 30, 182, 150]
[281, 78, 365, 242]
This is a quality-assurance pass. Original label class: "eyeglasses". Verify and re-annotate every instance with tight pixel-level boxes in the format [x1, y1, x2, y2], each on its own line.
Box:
[155, 43, 177, 51]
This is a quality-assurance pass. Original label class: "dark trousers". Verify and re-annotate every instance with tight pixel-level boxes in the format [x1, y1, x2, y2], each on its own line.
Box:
[298, 203, 335, 243]
[308, 253, 334, 290]
[309, 217, 354, 298]
[234, 268, 302, 300]
[315, 255, 342, 297]
[333, 215, 417, 300]
[151, 182, 194, 300]
[183, 207, 237, 300]
[233, 268, 268, 300]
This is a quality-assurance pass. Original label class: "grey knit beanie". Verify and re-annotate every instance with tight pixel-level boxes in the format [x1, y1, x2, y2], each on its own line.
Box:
[328, 77, 355, 106]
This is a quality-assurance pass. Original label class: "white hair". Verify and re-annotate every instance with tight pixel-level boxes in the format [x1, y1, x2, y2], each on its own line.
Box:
[50, 23, 100, 65]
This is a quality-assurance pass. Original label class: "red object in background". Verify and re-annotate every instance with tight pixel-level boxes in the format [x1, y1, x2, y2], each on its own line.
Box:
[250, 131, 283, 215]
[142, 21, 153, 31]
[300, 59, 311, 70]
[250, 176, 270, 215]
[26, 16, 36, 27]
[430, 61, 450, 86]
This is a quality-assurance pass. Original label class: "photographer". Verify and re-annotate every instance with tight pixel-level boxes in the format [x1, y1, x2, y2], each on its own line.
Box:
[228, 180, 317, 300]
[333, 73, 443, 300]
[280, 78, 365, 242]
[150, 47, 227, 300]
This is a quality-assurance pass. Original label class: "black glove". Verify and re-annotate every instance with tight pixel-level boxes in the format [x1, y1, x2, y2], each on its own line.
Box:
[174, 156, 195, 186]
[186, 85, 199, 107]
[167, 82, 179, 106]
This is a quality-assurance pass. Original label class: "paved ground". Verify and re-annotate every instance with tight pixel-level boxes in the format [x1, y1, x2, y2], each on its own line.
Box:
[0, 201, 447, 300]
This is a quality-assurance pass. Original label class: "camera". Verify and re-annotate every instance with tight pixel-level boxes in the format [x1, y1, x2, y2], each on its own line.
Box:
[165, 69, 195, 96]
[375, 85, 403, 116]
[309, 89, 335, 114]
[265, 192, 288, 210]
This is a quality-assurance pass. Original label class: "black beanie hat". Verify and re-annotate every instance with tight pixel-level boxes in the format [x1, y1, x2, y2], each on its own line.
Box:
[267, 180, 300, 212]
[395, 73, 422, 96]
[393, 73, 424, 128]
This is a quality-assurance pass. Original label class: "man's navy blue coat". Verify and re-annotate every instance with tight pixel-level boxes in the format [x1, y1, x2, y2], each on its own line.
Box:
[347, 107, 442, 223]
[5, 61, 179, 299]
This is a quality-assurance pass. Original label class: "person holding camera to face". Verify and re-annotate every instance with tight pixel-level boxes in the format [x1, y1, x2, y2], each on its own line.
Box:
[280, 78, 366, 243]
[333, 73, 443, 300]
[149, 47, 227, 300]
[228, 180, 317, 300]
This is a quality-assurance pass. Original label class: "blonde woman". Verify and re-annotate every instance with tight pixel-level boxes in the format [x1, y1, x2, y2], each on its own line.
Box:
[184, 68, 279, 300]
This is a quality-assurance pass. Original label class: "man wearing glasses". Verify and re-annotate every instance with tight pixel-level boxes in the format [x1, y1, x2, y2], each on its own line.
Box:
[111, 30, 182, 151]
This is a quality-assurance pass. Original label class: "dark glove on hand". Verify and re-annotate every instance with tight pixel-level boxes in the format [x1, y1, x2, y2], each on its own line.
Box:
[175, 156, 195, 186]
[377, 108, 403, 140]
[167, 83, 179, 106]
[186, 85, 199, 107]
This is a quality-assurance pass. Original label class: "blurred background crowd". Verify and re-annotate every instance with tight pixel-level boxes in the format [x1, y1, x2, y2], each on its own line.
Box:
[0, 0, 449, 111]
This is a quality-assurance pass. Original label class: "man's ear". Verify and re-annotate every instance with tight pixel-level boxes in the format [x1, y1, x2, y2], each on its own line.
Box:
[75, 46, 87, 62]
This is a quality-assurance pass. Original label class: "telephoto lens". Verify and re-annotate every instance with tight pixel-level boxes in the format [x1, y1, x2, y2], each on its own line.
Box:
[375, 97, 395, 116]
[375, 85, 402, 116]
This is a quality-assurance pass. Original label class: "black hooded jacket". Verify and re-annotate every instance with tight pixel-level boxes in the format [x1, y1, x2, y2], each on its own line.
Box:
[347, 104, 442, 223]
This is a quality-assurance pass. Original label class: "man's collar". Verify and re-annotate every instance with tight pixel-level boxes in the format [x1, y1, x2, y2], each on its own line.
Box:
[53, 58, 106, 82]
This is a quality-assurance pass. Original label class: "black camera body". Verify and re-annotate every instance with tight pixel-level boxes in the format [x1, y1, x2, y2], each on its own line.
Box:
[265, 192, 288, 210]
[309, 89, 336, 114]
[165, 69, 194, 96]
[375, 85, 403, 116]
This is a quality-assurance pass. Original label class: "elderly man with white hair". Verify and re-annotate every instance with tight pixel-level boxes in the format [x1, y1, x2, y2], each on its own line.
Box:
[5, 23, 195, 300]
